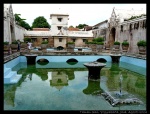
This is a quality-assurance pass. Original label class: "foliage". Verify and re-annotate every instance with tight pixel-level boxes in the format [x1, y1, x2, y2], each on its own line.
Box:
[95, 37, 104, 42]
[69, 25, 74, 28]
[67, 42, 75, 44]
[127, 14, 146, 21]
[32, 16, 50, 28]
[76, 24, 88, 29]
[96, 42, 104, 45]
[85, 42, 97, 44]
[24, 37, 31, 42]
[114, 41, 120, 45]
[12, 40, 18, 44]
[122, 41, 129, 46]
[14, 13, 31, 30]
[4, 41, 9, 45]
[137, 40, 146, 47]
[41, 41, 48, 44]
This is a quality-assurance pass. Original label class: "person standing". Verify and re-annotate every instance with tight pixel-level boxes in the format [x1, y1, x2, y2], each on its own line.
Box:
[17, 39, 21, 51]
[27, 41, 32, 50]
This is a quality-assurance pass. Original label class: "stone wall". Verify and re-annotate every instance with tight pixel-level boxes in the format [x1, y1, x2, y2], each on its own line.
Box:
[15, 24, 26, 42]
[4, 19, 10, 42]
[106, 17, 146, 54]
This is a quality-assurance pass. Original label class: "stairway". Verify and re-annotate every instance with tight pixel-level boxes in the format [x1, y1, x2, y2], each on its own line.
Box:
[4, 65, 22, 84]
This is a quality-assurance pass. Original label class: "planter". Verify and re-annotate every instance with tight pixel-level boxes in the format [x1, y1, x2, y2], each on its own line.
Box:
[138, 46, 146, 55]
[67, 44, 75, 48]
[96, 44, 103, 52]
[122, 45, 129, 52]
[4, 44, 10, 55]
[10, 44, 18, 53]
[113, 45, 120, 50]
[41, 44, 48, 49]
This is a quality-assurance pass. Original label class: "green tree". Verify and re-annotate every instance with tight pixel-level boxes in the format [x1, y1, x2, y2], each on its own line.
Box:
[76, 24, 88, 29]
[69, 25, 74, 28]
[32, 16, 50, 28]
[14, 13, 31, 30]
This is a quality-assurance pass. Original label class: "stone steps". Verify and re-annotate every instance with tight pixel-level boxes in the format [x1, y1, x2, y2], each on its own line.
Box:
[4, 66, 22, 84]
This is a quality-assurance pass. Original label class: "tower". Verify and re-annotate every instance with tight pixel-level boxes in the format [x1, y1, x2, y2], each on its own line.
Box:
[50, 8, 69, 36]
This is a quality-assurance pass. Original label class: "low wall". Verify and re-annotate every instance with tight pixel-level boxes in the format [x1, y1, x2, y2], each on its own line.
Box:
[35, 55, 112, 62]
[4, 55, 146, 70]
[120, 56, 146, 68]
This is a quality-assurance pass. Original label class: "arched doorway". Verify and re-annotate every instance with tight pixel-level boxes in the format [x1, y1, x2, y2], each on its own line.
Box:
[109, 27, 116, 47]
[10, 24, 15, 42]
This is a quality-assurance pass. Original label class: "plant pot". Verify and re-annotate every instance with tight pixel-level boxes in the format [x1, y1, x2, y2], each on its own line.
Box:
[67, 44, 75, 48]
[122, 45, 129, 52]
[113, 45, 120, 50]
[138, 46, 146, 55]
[96, 44, 103, 52]
[41, 44, 48, 49]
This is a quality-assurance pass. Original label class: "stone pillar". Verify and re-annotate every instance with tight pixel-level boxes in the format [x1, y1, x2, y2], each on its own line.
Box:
[84, 61, 106, 80]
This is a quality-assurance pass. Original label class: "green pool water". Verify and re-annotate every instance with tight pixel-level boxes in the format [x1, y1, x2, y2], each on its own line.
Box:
[4, 62, 146, 110]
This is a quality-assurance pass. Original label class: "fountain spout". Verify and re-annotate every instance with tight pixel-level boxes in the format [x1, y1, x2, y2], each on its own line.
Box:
[119, 74, 123, 96]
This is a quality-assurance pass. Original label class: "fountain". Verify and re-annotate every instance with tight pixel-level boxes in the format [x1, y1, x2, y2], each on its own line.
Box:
[24, 54, 38, 65]
[101, 74, 143, 106]
[83, 61, 106, 80]
[117, 74, 123, 97]
[110, 54, 122, 64]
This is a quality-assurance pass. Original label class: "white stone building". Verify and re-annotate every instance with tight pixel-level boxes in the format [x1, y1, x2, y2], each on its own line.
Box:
[105, 7, 146, 53]
[24, 10, 93, 48]
[4, 4, 27, 43]
[92, 20, 108, 39]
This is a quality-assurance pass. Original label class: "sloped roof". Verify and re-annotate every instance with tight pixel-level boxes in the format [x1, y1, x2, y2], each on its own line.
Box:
[68, 27, 79, 31]
[68, 31, 93, 37]
[93, 20, 108, 27]
[32, 28, 50, 31]
[24, 31, 52, 36]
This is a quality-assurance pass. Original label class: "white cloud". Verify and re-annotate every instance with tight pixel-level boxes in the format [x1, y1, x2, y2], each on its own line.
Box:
[10, 3, 146, 27]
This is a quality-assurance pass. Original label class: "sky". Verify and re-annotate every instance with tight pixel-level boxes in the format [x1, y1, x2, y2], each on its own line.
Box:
[10, 4, 146, 27]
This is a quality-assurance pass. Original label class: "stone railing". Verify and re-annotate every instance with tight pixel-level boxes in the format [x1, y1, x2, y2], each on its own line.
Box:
[4, 52, 20, 63]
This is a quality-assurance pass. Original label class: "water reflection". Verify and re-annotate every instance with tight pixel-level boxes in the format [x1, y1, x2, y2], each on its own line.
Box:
[4, 62, 146, 110]
[49, 71, 68, 91]
[83, 80, 103, 95]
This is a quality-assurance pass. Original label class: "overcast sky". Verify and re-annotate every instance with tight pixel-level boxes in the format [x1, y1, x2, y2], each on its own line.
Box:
[10, 4, 146, 27]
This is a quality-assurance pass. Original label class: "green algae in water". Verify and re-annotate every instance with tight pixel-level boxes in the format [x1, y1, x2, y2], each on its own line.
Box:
[4, 62, 146, 110]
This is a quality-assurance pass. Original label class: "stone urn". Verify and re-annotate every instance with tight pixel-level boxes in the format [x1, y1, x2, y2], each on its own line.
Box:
[113, 41, 120, 50]
[67, 42, 75, 52]
[137, 40, 146, 55]
[41, 44, 48, 50]
[138, 46, 146, 55]
[96, 42, 104, 52]
[4, 44, 10, 55]
[122, 45, 129, 52]
[121, 41, 129, 52]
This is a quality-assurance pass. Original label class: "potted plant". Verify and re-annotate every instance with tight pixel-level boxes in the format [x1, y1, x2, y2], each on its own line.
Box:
[96, 42, 104, 52]
[4, 41, 9, 45]
[67, 42, 75, 48]
[41, 41, 48, 50]
[10, 40, 18, 53]
[122, 41, 129, 52]
[20, 42, 28, 50]
[4, 41, 10, 55]
[137, 40, 146, 54]
[113, 41, 120, 50]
